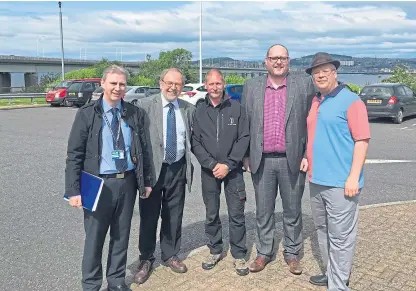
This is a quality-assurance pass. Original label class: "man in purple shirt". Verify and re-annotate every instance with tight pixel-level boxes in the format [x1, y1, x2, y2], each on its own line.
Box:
[241, 44, 315, 274]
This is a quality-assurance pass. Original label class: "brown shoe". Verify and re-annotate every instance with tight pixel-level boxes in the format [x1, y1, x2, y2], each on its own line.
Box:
[164, 256, 188, 273]
[287, 259, 302, 275]
[249, 256, 271, 273]
[134, 260, 153, 284]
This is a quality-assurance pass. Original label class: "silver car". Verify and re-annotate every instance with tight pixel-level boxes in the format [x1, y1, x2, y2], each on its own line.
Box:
[124, 86, 161, 105]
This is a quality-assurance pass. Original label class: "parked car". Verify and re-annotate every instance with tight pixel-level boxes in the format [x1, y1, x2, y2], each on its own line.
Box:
[179, 83, 206, 106]
[360, 83, 416, 124]
[91, 86, 104, 101]
[65, 78, 101, 107]
[45, 79, 76, 107]
[124, 86, 161, 105]
[225, 84, 244, 102]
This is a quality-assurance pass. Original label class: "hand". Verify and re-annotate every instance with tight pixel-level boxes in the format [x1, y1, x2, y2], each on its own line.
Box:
[300, 158, 308, 172]
[243, 157, 251, 173]
[68, 195, 82, 208]
[213, 163, 229, 179]
[344, 176, 359, 197]
[140, 187, 152, 199]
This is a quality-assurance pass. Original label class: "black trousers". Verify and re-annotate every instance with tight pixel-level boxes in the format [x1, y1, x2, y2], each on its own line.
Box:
[201, 167, 247, 259]
[139, 157, 186, 262]
[82, 172, 137, 291]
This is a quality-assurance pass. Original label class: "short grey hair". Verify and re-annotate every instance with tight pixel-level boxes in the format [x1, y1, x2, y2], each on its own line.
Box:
[159, 68, 185, 84]
[205, 69, 224, 83]
[102, 65, 130, 81]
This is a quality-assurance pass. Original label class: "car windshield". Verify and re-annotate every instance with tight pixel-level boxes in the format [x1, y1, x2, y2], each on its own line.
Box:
[54, 80, 73, 89]
[67, 82, 82, 92]
[182, 86, 194, 92]
[361, 86, 393, 98]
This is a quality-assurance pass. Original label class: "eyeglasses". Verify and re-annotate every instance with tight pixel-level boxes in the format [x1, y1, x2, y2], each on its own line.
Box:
[161, 80, 183, 88]
[312, 69, 335, 78]
[266, 56, 289, 63]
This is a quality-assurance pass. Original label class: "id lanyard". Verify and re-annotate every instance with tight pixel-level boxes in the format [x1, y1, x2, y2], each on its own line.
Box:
[103, 110, 122, 148]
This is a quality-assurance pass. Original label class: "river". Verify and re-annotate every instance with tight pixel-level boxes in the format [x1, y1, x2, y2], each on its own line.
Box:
[337, 74, 392, 86]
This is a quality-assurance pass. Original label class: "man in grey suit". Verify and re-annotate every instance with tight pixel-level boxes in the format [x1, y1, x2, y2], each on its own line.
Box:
[133, 68, 195, 285]
[241, 44, 315, 274]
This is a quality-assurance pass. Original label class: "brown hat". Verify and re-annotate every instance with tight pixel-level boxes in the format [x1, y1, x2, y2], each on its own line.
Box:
[305, 52, 340, 75]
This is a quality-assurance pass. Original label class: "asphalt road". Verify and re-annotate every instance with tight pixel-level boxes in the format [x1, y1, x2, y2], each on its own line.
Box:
[0, 107, 415, 291]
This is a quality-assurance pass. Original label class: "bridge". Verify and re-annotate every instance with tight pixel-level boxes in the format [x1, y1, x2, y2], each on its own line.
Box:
[0, 54, 394, 92]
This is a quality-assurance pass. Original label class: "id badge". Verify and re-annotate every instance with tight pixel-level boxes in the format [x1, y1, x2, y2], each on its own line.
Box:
[111, 150, 125, 160]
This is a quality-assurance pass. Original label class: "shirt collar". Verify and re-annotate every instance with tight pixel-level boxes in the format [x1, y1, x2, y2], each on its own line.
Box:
[317, 84, 344, 99]
[161, 94, 179, 109]
[266, 76, 287, 89]
[102, 98, 121, 113]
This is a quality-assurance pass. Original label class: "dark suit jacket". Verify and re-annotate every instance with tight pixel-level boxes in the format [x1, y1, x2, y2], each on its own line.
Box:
[241, 72, 315, 175]
[136, 94, 195, 192]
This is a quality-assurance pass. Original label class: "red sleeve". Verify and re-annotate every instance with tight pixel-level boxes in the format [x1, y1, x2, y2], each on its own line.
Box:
[347, 100, 371, 141]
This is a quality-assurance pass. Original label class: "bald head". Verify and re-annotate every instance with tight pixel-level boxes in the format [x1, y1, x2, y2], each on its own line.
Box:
[266, 44, 289, 57]
[205, 69, 224, 83]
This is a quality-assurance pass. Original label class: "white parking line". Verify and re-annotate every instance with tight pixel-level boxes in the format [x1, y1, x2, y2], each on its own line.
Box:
[366, 159, 415, 164]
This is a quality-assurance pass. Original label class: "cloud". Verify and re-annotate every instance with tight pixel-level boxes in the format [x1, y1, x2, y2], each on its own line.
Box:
[0, 1, 416, 60]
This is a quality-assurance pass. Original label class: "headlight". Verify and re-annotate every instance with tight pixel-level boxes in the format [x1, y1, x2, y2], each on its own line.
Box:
[78, 93, 83, 98]
[55, 93, 60, 98]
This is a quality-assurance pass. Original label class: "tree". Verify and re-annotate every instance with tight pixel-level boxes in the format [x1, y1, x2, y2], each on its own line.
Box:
[139, 48, 198, 84]
[346, 83, 362, 94]
[225, 74, 247, 84]
[129, 75, 154, 86]
[382, 65, 416, 92]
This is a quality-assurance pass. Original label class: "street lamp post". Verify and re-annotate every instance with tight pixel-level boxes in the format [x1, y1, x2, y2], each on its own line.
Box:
[199, 1, 202, 84]
[58, 1, 65, 80]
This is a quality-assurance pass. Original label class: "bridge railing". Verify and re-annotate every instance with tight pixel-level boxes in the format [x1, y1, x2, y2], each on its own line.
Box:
[0, 93, 46, 105]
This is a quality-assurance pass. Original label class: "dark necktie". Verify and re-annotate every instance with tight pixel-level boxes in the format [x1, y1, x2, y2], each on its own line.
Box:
[165, 103, 177, 164]
[111, 108, 128, 172]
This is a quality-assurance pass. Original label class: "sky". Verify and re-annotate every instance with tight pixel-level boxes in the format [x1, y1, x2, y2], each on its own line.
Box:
[1, 1, 416, 62]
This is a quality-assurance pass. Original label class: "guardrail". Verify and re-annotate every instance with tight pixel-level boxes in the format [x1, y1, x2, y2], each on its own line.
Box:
[0, 93, 45, 105]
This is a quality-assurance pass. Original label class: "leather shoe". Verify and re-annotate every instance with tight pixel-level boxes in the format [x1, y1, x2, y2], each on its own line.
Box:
[164, 256, 188, 273]
[287, 259, 302, 275]
[309, 274, 349, 287]
[249, 256, 271, 273]
[108, 284, 131, 291]
[134, 260, 153, 284]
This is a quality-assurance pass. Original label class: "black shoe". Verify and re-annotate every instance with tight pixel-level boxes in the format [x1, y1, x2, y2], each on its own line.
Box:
[108, 284, 131, 291]
[309, 274, 349, 287]
[202, 253, 223, 270]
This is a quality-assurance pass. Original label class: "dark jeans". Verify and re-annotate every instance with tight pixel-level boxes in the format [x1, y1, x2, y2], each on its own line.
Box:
[201, 167, 247, 259]
[82, 173, 137, 291]
[139, 157, 186, 262]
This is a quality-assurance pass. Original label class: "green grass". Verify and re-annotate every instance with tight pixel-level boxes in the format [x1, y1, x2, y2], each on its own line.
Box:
[0, 98, 47, 107]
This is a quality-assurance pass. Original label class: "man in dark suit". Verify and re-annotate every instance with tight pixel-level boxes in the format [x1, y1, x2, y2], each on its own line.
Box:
[65, 65, 152, 291]
[133, 68, 195, 285]
[241, 44, 315, 274]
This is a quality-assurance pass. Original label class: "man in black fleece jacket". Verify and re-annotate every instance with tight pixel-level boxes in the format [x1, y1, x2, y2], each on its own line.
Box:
[191, 69, 250, 276]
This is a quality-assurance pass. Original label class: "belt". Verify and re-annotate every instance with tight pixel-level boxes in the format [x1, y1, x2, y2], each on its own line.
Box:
[99, 169, 135, 179]
[263, 152, 286, 158]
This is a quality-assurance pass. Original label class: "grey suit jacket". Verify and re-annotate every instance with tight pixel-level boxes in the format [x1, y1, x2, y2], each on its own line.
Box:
[241, 72, 315, 175]
[136, 94, 195, 192]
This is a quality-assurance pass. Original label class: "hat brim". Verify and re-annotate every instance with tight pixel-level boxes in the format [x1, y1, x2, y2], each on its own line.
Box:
[305, 60, 341, 75]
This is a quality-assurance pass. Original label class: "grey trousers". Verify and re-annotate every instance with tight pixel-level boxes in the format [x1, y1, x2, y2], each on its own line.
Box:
[310, 183, 360, 291]
[251, 155, 305, 261]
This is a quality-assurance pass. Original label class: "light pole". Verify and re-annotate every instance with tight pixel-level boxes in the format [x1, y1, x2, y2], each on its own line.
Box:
[58, 1, 65, 80]
[199, 0, 202, 84]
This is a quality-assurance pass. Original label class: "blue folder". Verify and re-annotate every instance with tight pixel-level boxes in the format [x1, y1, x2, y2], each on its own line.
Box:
[64, 171, 104, 212]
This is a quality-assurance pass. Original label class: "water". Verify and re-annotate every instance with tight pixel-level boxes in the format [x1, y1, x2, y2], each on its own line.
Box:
[338, 74, 392, 86]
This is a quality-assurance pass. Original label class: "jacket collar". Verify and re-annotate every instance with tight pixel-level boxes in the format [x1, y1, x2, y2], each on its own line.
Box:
[94, 95, 129, 119]
[204, 91, 230, 108]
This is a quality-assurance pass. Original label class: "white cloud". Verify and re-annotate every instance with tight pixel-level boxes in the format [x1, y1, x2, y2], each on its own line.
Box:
[0, 1, 416, 60]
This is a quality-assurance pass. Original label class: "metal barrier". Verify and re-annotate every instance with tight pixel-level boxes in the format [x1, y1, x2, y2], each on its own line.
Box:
[0, 93, 46, 105]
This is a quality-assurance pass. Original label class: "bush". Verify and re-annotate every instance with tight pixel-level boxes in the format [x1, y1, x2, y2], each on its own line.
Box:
[382, 66, 416, 92]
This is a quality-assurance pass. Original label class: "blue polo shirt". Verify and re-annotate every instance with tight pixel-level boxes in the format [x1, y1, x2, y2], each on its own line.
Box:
[306, 85, 371, 188]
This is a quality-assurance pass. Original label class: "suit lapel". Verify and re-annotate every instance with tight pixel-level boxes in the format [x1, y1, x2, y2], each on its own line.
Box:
[178, 99, 190, 138]
[285, 73, 296, 126]
[256, 75, 267, 130]
[153, 96, 164, 147]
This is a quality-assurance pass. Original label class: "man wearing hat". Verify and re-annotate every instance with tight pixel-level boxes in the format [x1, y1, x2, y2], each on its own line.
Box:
[305, 52, 370, 290]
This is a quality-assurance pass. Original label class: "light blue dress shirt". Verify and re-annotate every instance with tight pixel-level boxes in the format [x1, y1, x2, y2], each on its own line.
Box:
[99, 99, 134, 174]
[161, 95, 186, 163]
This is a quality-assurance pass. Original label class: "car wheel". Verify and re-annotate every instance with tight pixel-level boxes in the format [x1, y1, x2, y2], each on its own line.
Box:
[393, 109, 403, 124]
[131, 99, 137, 106]
[63, 98, 73, 107]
